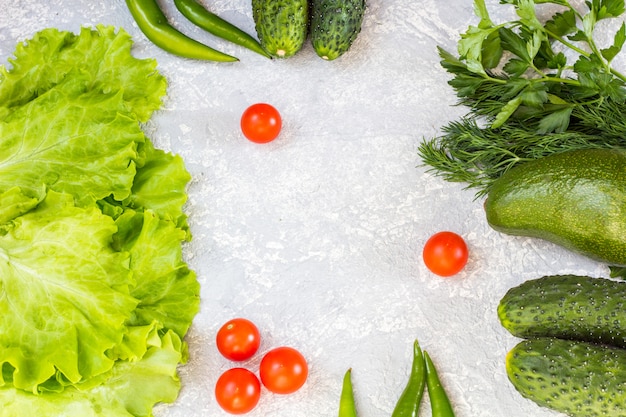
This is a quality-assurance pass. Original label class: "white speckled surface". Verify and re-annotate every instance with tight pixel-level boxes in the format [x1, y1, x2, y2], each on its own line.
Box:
[0, 1, 614, 416]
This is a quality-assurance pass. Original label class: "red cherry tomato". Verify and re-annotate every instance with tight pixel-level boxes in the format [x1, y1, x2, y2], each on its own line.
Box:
[259, 346, 308, 394]
[215, 368, 261, 414]
[216, 318, 261, 361]
[240, 103, 282, 143]
[422, 231, 469, 277]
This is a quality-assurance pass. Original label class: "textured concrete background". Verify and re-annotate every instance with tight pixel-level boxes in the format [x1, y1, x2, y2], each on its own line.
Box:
[0, 1, 612, 416]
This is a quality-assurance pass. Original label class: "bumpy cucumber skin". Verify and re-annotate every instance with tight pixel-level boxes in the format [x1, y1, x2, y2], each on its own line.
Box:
[485, 148, 626, 266]
[252, 0, 308, 58]
[310, 0, 366, 60]
[507, 338, 626, 417]
[498, 275, 626, 348]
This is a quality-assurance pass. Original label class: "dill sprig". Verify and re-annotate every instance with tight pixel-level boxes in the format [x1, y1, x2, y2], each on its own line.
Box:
[419, 116, 625, 196]
[420, 0, 626, 196]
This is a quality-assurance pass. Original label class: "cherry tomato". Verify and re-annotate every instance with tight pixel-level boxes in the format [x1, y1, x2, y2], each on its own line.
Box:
[240, 103, 282, 143]
[216, 318, 261, 361]
[214, 368, 261, 414]
[422, 231, 469, 277]
[259, 346, 308, 394]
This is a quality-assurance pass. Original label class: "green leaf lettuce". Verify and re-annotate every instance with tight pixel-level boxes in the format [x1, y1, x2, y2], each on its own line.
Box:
[0, 25, 198, 416]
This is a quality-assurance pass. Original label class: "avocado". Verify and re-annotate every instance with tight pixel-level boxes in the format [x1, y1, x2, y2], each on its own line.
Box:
[310, 0, 366, 60]
[252, 0, 309, 58]
[484, 148, 626, 266]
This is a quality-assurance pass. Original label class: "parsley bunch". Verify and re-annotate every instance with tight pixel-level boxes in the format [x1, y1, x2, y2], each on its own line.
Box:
[419, 0, 626, 196]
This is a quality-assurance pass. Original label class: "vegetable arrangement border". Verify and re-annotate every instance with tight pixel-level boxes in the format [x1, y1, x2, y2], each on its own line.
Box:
[417, 1, 626, 415]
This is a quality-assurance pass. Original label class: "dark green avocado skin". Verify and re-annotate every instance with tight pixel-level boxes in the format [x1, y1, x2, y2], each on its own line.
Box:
[485, 148, 626, 266]
[310, 0, 366, 60]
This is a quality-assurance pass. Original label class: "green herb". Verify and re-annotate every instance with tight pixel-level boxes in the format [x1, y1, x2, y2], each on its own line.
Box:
[419, 0, 626, 196]
[0, 26, 198, 416]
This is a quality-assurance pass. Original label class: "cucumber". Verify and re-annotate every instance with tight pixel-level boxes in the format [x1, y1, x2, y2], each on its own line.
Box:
[252, 0, 308, 58]
[310, 0, 366, 60]
[498, 275, 626, 348]
[484, 148, 626, 266]
[506, 337, 626, 417]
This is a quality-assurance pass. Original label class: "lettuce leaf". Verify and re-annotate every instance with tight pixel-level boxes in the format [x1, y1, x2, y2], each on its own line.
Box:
[0, 80, 144, 206]
[0, 186, 41, 225]
[101, 139, 192, 235]
[126, 140, 192, 233]
[115, 209, 199, 338]
[0, 191, 138, 391]
[0, 26, 167, 123]
[0, 329, 183, 417]
[0, 26, 197, 416]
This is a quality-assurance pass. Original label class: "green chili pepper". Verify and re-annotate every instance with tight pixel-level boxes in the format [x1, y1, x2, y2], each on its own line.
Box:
[391, 340, 426, 417]
[173, 0, 271, 58]
[424, 351, 456, 417]
[338, 368, 358, 417]
[125, 0, 238, 62]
